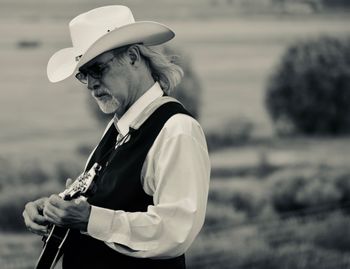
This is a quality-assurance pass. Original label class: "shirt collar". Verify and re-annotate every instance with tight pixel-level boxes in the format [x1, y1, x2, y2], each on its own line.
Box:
[113, 82, 164, 136]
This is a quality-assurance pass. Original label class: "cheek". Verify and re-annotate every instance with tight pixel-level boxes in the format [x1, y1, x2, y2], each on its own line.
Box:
[103, 78, 128, 100]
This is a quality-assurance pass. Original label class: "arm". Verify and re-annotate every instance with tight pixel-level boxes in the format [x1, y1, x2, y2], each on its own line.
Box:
[87, 115, 211, 258]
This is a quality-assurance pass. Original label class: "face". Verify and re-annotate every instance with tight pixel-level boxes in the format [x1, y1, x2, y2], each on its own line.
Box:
[77, 50, 135, 117]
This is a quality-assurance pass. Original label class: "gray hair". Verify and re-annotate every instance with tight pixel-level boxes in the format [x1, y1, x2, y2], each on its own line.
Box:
[112, 44, 184, 94]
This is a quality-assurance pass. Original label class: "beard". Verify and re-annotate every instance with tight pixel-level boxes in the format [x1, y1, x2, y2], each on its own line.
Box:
[95, 95, 124, 116]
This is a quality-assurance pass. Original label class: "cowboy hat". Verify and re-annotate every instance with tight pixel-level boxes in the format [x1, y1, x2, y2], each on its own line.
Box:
[47, 5, 175, 83]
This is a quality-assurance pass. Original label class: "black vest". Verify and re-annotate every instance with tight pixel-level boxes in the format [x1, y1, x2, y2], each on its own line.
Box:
[62, 102, 191, 269]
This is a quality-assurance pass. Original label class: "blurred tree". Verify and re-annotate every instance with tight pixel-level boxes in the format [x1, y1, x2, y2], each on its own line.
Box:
[270, 0, 323, 13]
[267, 166, 350, 213]
[271, 0, 350, 11]
[265, 36, 350, 136]
[205, 117, 253, 151]
[322, 0, 350, 8]
[87, 45, 202, 125]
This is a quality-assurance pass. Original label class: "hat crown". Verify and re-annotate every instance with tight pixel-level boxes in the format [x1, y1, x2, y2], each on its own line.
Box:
[69, 5, 135, 55]
[47, 5, 174, 83]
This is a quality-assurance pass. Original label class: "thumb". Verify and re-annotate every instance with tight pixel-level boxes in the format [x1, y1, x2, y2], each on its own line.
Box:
[66, 178, 73, 188]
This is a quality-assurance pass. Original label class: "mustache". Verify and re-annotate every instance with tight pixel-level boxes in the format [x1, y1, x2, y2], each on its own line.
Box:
[92, 89, 110, 97]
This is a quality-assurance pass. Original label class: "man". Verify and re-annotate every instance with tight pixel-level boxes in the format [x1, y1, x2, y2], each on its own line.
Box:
[23, 5, 210, 268]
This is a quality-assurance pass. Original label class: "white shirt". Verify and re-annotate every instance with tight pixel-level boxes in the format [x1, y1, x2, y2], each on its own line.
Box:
[85, 82, 211, 259]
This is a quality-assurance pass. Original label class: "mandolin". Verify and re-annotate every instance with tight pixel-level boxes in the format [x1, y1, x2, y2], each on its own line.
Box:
[34, 163, 102, 269]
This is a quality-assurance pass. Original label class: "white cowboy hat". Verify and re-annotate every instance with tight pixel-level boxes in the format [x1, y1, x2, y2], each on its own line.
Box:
[47, 5, 175, 83]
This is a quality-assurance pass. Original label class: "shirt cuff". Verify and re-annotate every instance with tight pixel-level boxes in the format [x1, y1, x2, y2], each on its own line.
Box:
[86, 206, 158, 253]
[87, 205, 115, 242]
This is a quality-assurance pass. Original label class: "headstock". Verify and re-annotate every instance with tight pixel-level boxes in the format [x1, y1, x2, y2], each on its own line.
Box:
[59, 163, 102, 201]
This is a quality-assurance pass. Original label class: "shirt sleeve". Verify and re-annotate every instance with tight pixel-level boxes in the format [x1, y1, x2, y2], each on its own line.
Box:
[86, 114, 211, 258]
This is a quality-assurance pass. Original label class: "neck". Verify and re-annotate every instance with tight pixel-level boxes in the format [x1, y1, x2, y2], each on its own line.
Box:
[133, 76, 155, 103]
[115, 71, 155, 118]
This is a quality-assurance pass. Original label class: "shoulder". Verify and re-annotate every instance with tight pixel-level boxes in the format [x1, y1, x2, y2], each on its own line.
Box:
[161, 114, 206, 142]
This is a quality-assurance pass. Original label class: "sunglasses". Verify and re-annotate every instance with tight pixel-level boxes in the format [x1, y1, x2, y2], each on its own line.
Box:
[75, 56, 116, 84]
[75, 46, 131, 84]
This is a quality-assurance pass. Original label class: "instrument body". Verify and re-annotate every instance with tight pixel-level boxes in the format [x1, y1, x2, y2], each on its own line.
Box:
[35, 163, 101, 269]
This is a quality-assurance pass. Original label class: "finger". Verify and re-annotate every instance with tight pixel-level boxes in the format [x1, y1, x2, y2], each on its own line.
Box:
[33, 213, 48, 225]
[48, 194, 67, 209]
[25, 202, 44, 221]
[44, 203, 66, 225]
[66, 178, 73, 188]
[28, 225, 49, 236]
[25, 205, 48, 225]
[73, 196, 87, 205]
[28, 222, 49, 236]
[44, 202, 61, 218]
[23, 211, 48, 236]
[22, 210, 29, 224]
[35, 197, 48, 214]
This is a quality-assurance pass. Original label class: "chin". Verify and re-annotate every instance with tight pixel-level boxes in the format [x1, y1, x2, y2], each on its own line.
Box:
[95, 97, 125, 116]
[96, 100, 118, 114]
[98, 104, 117, 114]
[97, 98, 124, 116]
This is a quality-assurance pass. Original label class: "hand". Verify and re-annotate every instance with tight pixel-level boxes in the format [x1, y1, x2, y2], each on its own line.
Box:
[43, 194, 91, 232]
[23, 197, 50, 236]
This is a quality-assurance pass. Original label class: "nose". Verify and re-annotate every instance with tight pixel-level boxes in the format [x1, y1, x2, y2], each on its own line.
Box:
[87, 76, 100, 91]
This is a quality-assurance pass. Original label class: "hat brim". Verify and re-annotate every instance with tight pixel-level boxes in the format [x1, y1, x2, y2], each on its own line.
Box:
[47, 21, 175, 83]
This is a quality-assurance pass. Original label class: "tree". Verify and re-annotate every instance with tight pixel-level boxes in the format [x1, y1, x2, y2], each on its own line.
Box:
[265, 36, 350, 135]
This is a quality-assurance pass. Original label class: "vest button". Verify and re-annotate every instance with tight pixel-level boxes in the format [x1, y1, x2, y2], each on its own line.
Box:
[105, 161, 109, 167]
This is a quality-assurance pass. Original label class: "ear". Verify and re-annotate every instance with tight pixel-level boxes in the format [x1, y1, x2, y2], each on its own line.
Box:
[127, 45, 141, 67]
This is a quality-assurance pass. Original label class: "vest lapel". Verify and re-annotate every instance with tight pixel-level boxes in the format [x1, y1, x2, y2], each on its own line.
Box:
[84, 120, 119, 171]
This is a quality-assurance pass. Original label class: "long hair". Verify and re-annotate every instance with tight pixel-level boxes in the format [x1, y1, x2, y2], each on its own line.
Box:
[113, 44, 184, 94]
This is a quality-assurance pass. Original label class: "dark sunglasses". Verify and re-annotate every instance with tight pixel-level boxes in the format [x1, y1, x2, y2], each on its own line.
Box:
[75, 56, 116, 84]
[75, 45, 131, 84]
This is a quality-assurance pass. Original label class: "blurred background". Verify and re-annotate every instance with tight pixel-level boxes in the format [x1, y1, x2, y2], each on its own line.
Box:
[1, 0, 350, 268]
